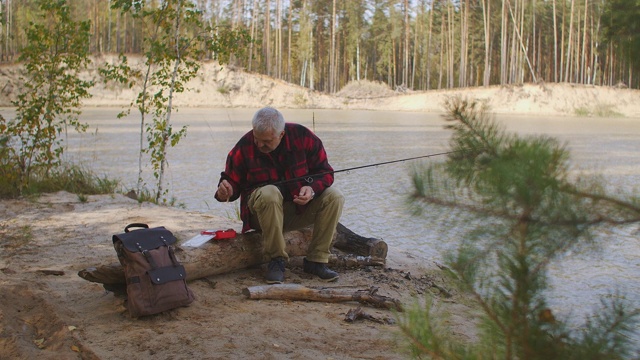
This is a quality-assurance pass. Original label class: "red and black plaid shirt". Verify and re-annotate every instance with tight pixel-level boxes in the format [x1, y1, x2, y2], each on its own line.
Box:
[216, 123, 335, 233]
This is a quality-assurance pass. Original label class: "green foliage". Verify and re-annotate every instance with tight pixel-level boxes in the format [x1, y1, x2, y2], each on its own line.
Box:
[2, 224, 34, 252]
[574, 106, 591, 117]
[574, 103, 624, 118]
[101, 0, 251, 204]
[28, 163, 119, 196]
[293, 92, 308, 107]
[398, 298, 477, 359]
[0, 0, 93, 194]
[130, 186, 185, 208]
[402, 96, 640, 359]
[601, 0, 640, 70]
[0, 161, 119, 199]
[0, 133, 19, 197]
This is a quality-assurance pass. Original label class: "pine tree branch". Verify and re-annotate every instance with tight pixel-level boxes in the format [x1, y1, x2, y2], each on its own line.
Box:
[396, 324, 447, 360]
[413, 193, 640, 227]
[561, 183, 640, 215]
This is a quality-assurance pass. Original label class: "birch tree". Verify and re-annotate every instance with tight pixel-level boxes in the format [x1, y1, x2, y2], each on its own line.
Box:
[101, 0, 250, 203]
[0, 0, 93, 193]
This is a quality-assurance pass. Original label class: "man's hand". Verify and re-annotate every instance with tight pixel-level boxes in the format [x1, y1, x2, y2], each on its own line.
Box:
[293, 186, 315, 205]
[217, 180, 233, 201]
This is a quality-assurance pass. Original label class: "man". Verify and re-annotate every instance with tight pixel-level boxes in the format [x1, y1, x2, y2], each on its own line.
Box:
[215, 107, 344, 284]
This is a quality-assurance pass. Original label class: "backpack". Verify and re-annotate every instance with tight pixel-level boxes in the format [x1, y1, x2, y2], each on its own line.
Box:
[113, 223, 195, 317]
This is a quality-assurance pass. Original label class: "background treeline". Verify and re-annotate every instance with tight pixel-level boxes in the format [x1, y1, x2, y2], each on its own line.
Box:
[0, 0, 638, 92]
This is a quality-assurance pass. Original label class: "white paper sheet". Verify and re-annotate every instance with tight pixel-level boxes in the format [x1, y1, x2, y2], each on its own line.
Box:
[182, 232, 216, 248]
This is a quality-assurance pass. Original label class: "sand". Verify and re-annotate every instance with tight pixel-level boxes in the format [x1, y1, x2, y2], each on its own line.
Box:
[0, 192, 476, 360]
[0, 58, 639, 360]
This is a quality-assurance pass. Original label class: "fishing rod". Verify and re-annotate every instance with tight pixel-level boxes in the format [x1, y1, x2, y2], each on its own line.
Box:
[257, 149, 460, 189]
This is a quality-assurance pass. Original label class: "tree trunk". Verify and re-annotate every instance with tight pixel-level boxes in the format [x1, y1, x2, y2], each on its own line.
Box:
[248, 0, 258, 71]
[447, 3, 455, 88]
[329, 0, 336, 93]
[553, 0, 558, 82]
[77, 223, 388, 285]
[564, 0, 575, 82]
[580, 0, 588, 84]
[287, 2, 293, 82]
[591, 6, 601, 85]
[459, 0, 469, 87]
[264, 0, 271, 76]
[426, 0, 434, 89]
[506, 0, 537, 83]
[481, 0, 491, 86]
[501, 0, 508, 84]
[276, 0, 282, 79]
[438, 11, 444, 89]
[404, 0, 410, 87]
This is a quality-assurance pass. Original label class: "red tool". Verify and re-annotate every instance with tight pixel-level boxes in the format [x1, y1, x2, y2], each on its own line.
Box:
[201, 229, 236, 240]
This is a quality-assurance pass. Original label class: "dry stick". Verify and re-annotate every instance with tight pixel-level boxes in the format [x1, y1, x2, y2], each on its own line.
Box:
[344, 307, 394, 324]
[242, 284, 403, 311]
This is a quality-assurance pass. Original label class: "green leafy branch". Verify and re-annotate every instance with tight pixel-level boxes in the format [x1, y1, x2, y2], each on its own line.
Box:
[100, 0, 251, 203]
[0, 0, 93, 193]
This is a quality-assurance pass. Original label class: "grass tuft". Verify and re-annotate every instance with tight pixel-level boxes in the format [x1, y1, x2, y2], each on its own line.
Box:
[0, 163, 119, 199]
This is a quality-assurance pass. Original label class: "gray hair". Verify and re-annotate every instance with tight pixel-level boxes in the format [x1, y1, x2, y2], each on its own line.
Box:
[252, 107, 285, 134]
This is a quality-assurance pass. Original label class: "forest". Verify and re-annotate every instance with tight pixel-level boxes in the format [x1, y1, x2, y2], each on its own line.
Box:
[0, 0, 638, 92]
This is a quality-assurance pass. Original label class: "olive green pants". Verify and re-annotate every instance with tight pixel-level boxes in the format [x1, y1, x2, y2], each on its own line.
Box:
[248, 185, 344, 263]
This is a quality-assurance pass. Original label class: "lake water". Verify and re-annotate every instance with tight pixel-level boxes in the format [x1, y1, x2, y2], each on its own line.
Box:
[4, 107, 640, 341]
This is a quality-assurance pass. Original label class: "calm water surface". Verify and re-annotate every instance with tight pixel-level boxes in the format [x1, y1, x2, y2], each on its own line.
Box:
[5, 107, 639, 339]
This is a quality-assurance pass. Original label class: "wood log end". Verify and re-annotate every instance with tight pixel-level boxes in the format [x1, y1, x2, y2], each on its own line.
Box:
[370, 241, 388, 260]
[241, 287, 251, 298]
[77, 263, 125, 285]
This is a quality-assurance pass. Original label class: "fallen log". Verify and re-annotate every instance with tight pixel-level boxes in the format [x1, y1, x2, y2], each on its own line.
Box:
[78, 223, 387, 285]
[242, 284, 403, 311]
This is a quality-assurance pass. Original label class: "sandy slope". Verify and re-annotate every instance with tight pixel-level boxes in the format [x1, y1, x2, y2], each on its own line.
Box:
[1, 57, 639, 117]
[89, 59, 640, 118]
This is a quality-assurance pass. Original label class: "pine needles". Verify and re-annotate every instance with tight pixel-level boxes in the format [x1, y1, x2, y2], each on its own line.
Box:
[402, 96, 640, 359]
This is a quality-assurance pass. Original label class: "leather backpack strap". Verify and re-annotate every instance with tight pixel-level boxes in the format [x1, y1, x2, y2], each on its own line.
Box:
[124, 223, 149, 233]
[162, 238, 181, 267]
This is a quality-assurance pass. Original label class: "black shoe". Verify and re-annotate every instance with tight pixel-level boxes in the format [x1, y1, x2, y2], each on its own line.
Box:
[265, 257, 286, 284]
[303, 258, 339, 282]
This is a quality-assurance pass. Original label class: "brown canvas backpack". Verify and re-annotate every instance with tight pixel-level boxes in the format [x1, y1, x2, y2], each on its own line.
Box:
[113, 223, 195, 317]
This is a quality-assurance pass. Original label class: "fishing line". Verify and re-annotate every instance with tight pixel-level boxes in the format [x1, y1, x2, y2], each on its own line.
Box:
[253, 149, 460, 189]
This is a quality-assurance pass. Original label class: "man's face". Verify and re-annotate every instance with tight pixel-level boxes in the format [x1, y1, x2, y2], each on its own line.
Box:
[253, 128, 284, 153]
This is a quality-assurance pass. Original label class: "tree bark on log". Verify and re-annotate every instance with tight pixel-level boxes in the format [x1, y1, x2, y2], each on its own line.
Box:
[333, 223, 387, 259]
[242, 284, 403, 311]
[78, 223, 387, 285]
